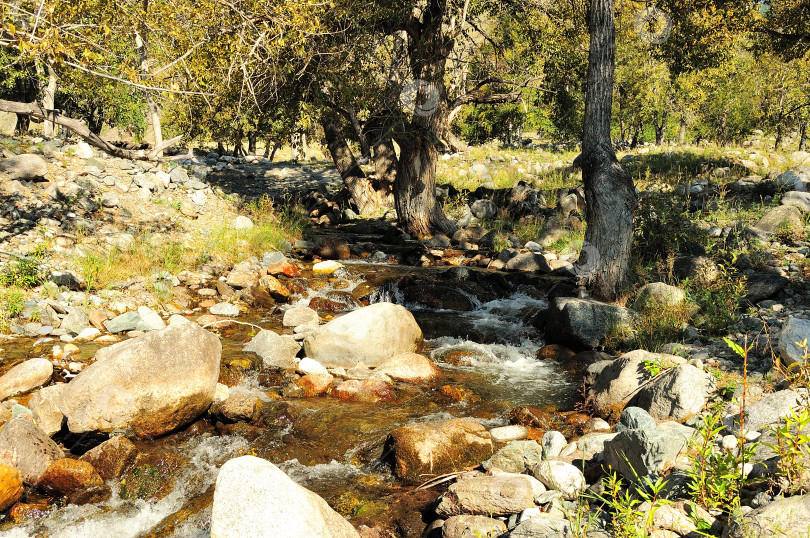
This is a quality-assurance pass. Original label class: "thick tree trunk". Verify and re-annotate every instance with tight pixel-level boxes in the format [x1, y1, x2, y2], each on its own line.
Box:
[322, 117, 381, 216]
[0, 99, 179, 160]
[631, 124, 642, 148]
[291, 130, 301, 162]
[678, 115, 687, 145]
[269, 143, 279, 162]
[346, 106, 370, 159]
[42, 64, 57, 137]
[372, 137, 396, 205]
[15, 114, 29, 135]
[654, 113, 667, 146]
[135, 14, 163, 157]
[775, 123, 783, 150]
[576, 0, 636, 301]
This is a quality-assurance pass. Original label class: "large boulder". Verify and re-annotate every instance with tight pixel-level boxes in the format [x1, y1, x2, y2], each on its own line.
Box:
[746, 273, 789, 303]
[634, 364, 712, 421]
[0, 358, 53, 401]
[723, 389, 803, 436]
[778, 316, 810, 367]
[435, 473, 543, 517]
[723, 493, 810, 538]
[0, 154, 48, 181]
[0, 418, 64, 484]
[58, 316, 221, 438]
[385, 418, 493, 484]
[303, 303, 422, 368]
[210, 455, 359, 538]
[753, 205, 802, 236]
[441, 515, 506, 538]
[545, 297, 634, 349]
[603, 427, 688, 480]
[243, 329, 300, 369]
[589, 350, 662, 419]
[633, 283, 686, 311]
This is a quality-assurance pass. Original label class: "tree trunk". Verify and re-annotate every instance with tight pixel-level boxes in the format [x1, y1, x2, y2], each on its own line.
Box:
[576, 0, 636, 301]
[301, 132, 309, 161]
[269, 143, 279, 162]
[631, 124, 642, 148]
[346, 106, 370, 159]
[678, 115, 687, 145]
[247, 131, 257, 155]
[322, 116, 381, 215]
[372, 136, 396, 205]
[775, 123, 783, 150]
[89, 106, 103, 135]
[42, 64, 57, 138]
[15, 114, 29, 135]
[291, 130, 301, 162]
[135, 8, 163, 157]
[0, 99, 179, 160]
[800, 122, 807, 150]
[654, 112, 667, 146]
[217, 139, 225, 155]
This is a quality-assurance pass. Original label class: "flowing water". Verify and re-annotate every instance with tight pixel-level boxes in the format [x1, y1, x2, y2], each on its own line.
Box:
[0, 263, 579, 537]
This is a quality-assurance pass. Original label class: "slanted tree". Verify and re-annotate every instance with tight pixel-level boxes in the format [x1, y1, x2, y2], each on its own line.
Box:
[575, 0, 637, 300]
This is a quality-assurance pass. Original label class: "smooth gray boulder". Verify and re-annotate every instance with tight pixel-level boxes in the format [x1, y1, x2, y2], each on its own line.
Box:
[778, 316, 810, 367]
[633, 282, 686, 310]
[545, 297, 634, 349]
[59, 316, 221, 438]
[505, 253, 552, 273]
[754, 205, 802, 235]
[508, 517, 572, 537]
[210, 455, 359, 538]
[530, 460, 586, 500]
[635, 364, 712, 421]
[0, 358, 53, 401]
[723, 389, 803, 435]
[0, 154, 48, 180]
[541, 431, 567, 459]
[243, 329, 300, 369]
[303, 303, 423, 368]
[442, 515, 506, 538]
[589, 350, 665, 419]
[603, 427, 688, 480]
[483, 440, 544, 474]
[0, 418, 64, 484]
[28, 383, 66, 436]
[616, 407, 656, 432]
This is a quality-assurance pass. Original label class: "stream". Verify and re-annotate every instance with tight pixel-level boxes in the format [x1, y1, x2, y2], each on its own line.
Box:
[0, 262, 579, 537]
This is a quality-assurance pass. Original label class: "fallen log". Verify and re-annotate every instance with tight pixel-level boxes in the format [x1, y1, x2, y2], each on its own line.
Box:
[0, 99, 181, 161]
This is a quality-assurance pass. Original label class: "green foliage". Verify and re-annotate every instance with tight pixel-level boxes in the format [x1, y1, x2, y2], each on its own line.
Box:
[766, 406, 810, 490]
[688, 266, 746, 335]
[589, 472, 671, 538]
[633, 300, 694, 352]
[452, 103, 527, 145]
[0, 288, 25, 329]
[0, 250, 45, 289]
[633, 191, 702, 270]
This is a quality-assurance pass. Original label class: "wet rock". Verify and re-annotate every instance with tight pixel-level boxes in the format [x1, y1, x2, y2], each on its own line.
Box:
[603, 427, 688, 480]
[296, 373, 334, 396]
[402, 285, 475, 311]
[334, 379, 395, 403]
[746, 273, 789, 303]
[210, 455, 360, 538]
[509, 406, 557, 430]
[36, 458, 109, 503]
[212, 387, 262, 422]
[79, 435, 139, 480]
[243, 329, 300, 369]
[482, 440, 544, 474]
[386, 419, 493, 484]
[723, 493, 810, 537]
[545, 297, 634, 350]
[258, 274, 290, 301]
[505, 252, 552, 273]
[635, 364, 711, 421]
[313, 236, 351, 260]
[589, 350, 661, 419]
[283, 306, 320, 328]
[0, 464, 23, 511]
[441, 515, 506, 538]
[778, 316, 810, 367]
[436, 473, 542, 517]
[0, 154, 48, 180]
[634, 283, 686, 310]
[375, 353, 442, 383]
[530, 460, 586, 500]
[0, 418, 64, 484]
[0, 358, 53, 401]
[312, 260, 344, 274]
[209, 302, 240, 316]
[28, 383, 66, 436]
[304, 303, 422, 368]
[121, 451, 185, 501]
[537, 344, 576, 361]
[308, 292, 360, 313]
[724, 389, 802, 435]
[59, 316, 221, 438]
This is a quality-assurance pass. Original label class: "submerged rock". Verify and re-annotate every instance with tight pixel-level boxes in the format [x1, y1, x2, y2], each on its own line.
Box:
[0, 464, 23, 511]
[386, 418, 493, 484]
[374, 353, 442, 383]
[79, 435, 139, 480]
[210, 455, 360, 538]
[304, 303, 423, 368]
[59, 316, 221, 438]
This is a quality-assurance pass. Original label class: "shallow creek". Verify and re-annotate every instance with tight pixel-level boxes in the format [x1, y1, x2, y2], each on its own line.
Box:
[0, 263, 578, 537]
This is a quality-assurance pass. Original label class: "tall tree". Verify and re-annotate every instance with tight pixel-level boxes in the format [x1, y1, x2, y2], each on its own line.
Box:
[576, 0, 636, 300]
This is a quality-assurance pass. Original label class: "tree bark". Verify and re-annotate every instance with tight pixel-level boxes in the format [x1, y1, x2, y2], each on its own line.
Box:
[371, 136, 396, 205]
[322, 116, 381, 215]
[654, 112, 667, 146]
[575, 0, 636, 301]
[15, 114, 29, 135]
[247, 131, 257, 155]
[800, 122, 807, 150]
[0, 99, 179, 160]
[346, 106, 370, 159]
[678, 115, 687, 144]
[42, 64, 58, 138]
[135, 7, 163, 157]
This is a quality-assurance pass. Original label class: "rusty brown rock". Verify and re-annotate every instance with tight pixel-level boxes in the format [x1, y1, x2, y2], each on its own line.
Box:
[36, 458, 106, 499]
[0, 463, 23, 511]
[80, 435, 139, 481]
[334, 379, 395, 403]
[258, 274, 290, 301]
